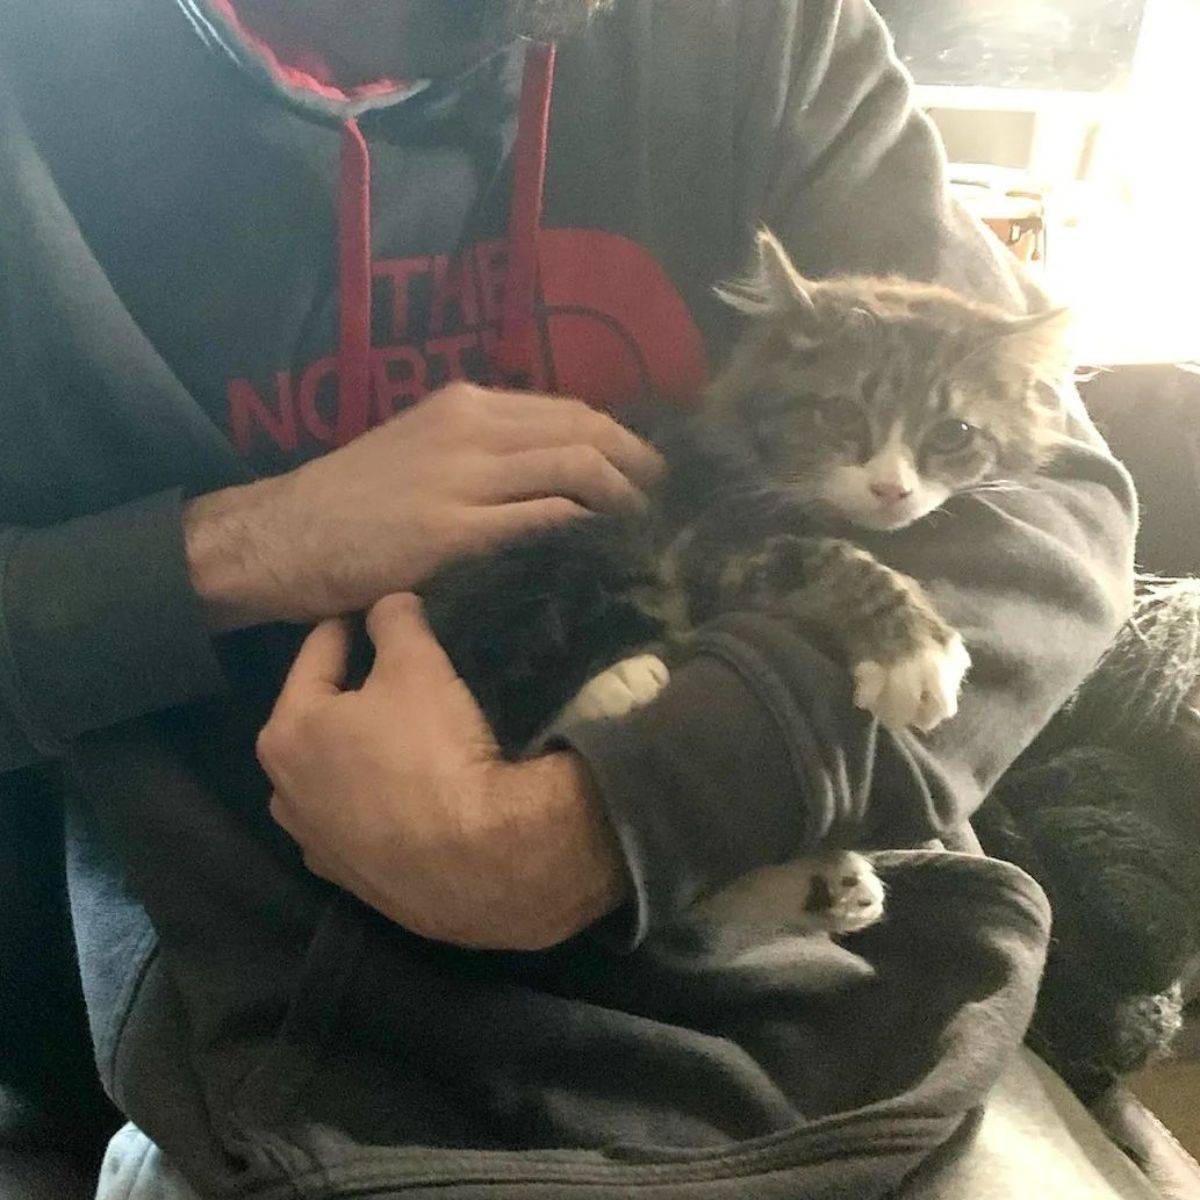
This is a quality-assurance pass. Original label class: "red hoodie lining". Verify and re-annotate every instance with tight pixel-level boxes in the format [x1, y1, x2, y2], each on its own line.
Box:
[209, 0, 410, 102]
[492, 42, 556, 390]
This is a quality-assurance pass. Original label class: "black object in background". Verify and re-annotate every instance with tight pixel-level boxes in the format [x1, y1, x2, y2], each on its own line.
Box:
[872, 0, 1148, 92]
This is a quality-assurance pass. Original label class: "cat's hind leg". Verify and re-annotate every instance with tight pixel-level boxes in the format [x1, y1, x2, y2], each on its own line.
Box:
[695, 851, 886, 941]
[793, 851, 887, 935]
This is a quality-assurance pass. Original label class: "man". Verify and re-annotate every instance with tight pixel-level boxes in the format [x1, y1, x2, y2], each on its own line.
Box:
[0, 1, 1137, 1197]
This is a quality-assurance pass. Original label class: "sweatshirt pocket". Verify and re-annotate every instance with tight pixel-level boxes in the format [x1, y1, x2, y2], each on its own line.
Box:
[218, 852, 1051, 1200]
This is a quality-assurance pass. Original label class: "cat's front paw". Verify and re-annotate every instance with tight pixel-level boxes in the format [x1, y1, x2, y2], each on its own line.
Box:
[796, 851, 886, 936]
[852, 633, 971, 733]
[555, 654, 671, 727]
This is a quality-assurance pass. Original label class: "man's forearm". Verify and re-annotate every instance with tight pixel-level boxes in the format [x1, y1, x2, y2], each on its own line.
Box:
[258, 597, 633, 952]
[182, 476, 294, 633]
[495, 751, 631, 945]
[180, 383, 663, 639]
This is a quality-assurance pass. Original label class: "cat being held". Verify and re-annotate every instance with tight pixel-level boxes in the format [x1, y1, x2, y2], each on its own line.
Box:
[421, 229, 1073, 944]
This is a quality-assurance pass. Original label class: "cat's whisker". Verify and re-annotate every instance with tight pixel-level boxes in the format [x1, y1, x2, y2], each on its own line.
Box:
[962, 480, 1032, 497]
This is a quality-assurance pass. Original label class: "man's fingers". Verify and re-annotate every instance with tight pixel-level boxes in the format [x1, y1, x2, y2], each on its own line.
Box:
[268, 790, 298, 838]
[477, 392, 664, 489]
[259, 622, 350, 783]
[363, 593, 458, 688]
[274, 619, 352, 712]
[488, 445, 646, 515]
[473, 497, 591, 545]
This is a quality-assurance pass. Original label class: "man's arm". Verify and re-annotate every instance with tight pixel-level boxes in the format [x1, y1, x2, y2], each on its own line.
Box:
[564, 439, 1132, 944]
[743, 0, 1040, 307]
[180, 386, 660, 631]
[0, 385, 660, 773]
[0, 491, 227, 770]
[260, 597, 627, 952]
[0, 59, 662, 773]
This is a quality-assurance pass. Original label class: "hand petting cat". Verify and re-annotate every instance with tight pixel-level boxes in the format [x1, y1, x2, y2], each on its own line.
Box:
[258, 592, 629, 950]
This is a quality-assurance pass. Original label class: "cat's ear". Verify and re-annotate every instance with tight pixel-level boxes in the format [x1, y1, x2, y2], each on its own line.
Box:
[992, 306, 1075, 387]
[754, 228, 819, 316]
[715, 228, 820, 326]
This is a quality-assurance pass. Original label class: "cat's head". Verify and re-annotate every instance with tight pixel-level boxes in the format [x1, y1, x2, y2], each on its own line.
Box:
[700, 229, 1073, 532]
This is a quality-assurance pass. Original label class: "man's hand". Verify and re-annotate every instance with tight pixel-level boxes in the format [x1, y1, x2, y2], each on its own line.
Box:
[184, 383, 662, 631]
[257, 593, 629, 951]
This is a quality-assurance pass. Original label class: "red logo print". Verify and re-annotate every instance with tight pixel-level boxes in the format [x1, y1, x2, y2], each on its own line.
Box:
[226, 230, 708, 460]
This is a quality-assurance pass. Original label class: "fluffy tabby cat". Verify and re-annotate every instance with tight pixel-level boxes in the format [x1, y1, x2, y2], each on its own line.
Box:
[421, 230, 1073, 942]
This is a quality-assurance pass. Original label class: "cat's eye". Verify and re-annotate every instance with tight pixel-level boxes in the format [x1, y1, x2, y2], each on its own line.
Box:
[925, 419, 976, 455]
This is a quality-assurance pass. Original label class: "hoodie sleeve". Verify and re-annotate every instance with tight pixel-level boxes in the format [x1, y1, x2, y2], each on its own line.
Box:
[0, 492, 229, 771]
[561, 0, 1137, 948]
[0, 70, 236, 774]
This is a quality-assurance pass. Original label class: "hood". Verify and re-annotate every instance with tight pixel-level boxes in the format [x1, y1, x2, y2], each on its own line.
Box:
[177, 0, 438, 117]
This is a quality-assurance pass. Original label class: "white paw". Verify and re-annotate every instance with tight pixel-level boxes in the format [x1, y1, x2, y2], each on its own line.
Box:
[556, 654, 671, 726]
[687, 851, 885, 947]
[794, 851, 886, 936]
[852, 634, 970, 733]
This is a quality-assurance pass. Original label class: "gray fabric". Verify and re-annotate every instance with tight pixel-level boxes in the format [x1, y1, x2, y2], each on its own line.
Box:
[96, 1053, 1163, 1200]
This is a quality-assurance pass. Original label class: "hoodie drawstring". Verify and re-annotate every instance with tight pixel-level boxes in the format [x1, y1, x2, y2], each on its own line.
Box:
[491, 41, 556, 390]
[334, 42, 557, 447]
[335, 117, 373, 447]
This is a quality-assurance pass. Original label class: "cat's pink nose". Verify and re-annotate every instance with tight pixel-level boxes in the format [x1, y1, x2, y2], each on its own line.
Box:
[870, 481, 913, 505]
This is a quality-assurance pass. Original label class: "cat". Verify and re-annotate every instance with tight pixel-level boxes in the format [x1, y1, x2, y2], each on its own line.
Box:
[421, 229, 1073, 945]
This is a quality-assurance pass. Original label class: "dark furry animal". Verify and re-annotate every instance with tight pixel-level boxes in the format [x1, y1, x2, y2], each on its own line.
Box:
[976, 577, 1200, 1099]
